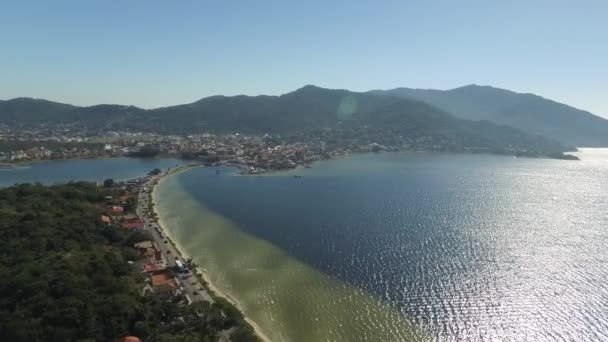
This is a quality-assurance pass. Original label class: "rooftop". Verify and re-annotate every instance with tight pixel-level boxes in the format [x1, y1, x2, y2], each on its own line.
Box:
[134, 240, 153, 249]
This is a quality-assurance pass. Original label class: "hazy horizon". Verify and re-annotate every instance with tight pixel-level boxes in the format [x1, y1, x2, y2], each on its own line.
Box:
[1, 1, 606, 118]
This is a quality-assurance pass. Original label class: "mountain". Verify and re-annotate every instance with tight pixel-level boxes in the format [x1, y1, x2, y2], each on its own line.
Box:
[371, 85, 608, 147]
[0, 98, 144, 128]
[0, 98, 76, 125]
[139, 85, 408, 134]
[0, 86, 570, 156]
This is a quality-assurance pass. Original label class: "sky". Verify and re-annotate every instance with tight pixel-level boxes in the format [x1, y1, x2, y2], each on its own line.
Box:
[0, 0, 606, 117]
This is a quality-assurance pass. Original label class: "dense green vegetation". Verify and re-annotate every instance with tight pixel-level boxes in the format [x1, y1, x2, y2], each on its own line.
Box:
[128, 145, 161, 158]
[0, 182, 258, 341]
[372, 85, 608, 147]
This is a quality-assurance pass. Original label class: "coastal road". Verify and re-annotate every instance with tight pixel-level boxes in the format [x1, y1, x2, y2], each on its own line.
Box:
[137, 174, 214, 304]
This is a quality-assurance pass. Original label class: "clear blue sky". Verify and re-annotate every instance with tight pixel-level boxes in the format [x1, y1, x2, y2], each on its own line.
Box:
[1, 0, 606, 117]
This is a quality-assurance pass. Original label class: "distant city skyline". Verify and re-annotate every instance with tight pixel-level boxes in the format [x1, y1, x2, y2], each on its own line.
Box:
[1, 0, 606, 118]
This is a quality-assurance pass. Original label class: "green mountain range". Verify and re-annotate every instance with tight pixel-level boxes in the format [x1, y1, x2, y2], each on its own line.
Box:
[2, 85, 604, 155]
[371, 85, 608, 147]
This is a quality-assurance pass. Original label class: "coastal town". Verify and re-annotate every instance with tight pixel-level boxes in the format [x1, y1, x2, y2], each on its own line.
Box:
[1, 123, 567, 169]
[0, 127, 338, 172]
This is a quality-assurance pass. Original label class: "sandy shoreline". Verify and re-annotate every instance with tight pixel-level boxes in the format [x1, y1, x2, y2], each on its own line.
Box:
[151, 166, 272, 342]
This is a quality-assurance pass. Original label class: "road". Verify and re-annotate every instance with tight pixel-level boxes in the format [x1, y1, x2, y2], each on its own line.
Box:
[137, 173, 214, 304]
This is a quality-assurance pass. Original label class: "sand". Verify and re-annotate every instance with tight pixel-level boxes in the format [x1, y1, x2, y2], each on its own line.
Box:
[151, 167, 272, 342]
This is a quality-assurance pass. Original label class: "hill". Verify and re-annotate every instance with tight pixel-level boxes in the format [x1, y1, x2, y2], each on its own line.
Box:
[0, 86, 571, 156]
[0, 98, 77, 125]
[0, 182, 257, 341]
[371, 85, 608, 147]
[0, 98, 144, 129]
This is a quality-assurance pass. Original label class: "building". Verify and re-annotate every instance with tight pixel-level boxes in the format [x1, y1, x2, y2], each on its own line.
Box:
[111, 206, 124, 214]
[134, 240, 155, 256]
[122, 221, 144, 230]
[117, 336, 141, 342]
[120, 214, 140, 222]
[144, 261, 167, 273]
[100, 215, 111, 225]
[151, 272, 179, 297]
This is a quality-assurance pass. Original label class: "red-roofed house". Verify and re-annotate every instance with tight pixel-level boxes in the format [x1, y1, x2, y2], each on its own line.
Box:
[151, 272, 179, 297]
[144, 261, 167, 273]
[111, 206, 124, 214]
[122, 221, 144, 230]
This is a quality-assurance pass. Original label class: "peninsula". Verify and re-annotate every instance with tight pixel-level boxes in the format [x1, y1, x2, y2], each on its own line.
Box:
[0, 169, 261, 341]
[141, 165, 269, 341]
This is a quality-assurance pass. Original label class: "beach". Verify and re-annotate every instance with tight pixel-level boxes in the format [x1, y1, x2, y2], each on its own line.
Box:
[150, 163, 424, 342]
[150, 166, 271, 342]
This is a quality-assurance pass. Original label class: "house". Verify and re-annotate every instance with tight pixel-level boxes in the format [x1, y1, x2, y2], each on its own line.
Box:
[144, 261, 167, 273]
[122, 221, 144, 230]
[151, 272, 179, 297]
[120, 214, 140, 222]
[111, 206, 124, 214]
[134, 240, 155, 256]
[100, 215, 111, 225]
[117, 336, 141, 342]
[134, 240, 154, 250]
[154, 249, 163, 262]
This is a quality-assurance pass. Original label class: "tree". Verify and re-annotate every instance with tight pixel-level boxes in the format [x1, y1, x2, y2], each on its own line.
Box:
[123, 197, 137, 212]
[132, 321, 150, 339]
[129, 145, 161, 158]
[0, 183, 259, 342]
[103, 178, 115, 188]
[148, 168, 162, 176]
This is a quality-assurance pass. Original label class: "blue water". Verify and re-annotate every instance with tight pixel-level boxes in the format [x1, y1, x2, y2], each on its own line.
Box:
[172, 150, 608, 341]
[0, 157, 186, 187]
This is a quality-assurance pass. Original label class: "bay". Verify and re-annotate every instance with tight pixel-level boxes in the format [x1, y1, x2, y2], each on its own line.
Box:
[127, 150, 608, 340]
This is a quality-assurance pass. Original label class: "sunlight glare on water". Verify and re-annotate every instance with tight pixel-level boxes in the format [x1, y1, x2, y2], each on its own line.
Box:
[157, 150, 608, 341]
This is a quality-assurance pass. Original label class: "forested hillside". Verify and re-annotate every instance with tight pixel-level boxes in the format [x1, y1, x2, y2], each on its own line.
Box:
[0, 183, 256, 341]
[372, 85, 608, 147]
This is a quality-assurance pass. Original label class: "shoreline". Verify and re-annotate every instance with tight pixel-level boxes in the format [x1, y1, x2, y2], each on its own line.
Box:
[0, 145, 580, 170]
[150, 165, 272, 342]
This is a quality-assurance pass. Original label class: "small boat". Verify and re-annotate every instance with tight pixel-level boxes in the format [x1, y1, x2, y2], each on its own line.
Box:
[293, 175, 302, 178]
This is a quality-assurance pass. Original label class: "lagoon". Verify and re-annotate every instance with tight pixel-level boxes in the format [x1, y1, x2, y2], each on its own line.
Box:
[156, 150, 608, 341]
